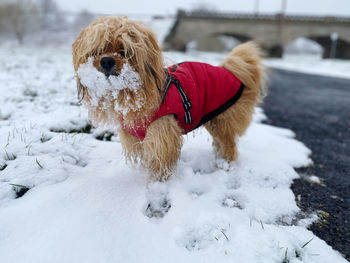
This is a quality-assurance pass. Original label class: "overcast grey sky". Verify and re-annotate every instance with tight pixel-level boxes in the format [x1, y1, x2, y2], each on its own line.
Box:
[58, 0, 350, 16]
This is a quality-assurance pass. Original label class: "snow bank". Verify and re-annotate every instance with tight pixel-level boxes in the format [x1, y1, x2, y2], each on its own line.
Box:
[284, 37, 324, 56]
[264, 56, 350, 80]
[0, 47, 347, 263]
[164, 50, 350, 80]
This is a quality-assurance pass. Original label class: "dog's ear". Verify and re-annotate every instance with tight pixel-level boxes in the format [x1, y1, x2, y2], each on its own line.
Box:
[72, 33, 82, 72]
[121, 22, 165, 92]
[145, 62, 161, 91]
[143, 29, 165, 92]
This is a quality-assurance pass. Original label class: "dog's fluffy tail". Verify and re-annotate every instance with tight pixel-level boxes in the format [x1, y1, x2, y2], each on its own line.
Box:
[220, 41, 266, 103]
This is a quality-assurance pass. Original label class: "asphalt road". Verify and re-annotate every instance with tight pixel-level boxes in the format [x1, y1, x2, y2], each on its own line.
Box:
[262, 68, 350, 260]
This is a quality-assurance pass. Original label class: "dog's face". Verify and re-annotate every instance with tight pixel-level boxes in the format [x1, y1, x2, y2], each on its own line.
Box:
[72, 16, 165, 127]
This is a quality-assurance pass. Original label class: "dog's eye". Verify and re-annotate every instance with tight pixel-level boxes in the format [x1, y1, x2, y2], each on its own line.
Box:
[119, 50, 125, 57]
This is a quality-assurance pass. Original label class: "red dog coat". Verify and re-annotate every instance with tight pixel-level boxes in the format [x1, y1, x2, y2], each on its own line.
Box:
[121, 62, 244, 140]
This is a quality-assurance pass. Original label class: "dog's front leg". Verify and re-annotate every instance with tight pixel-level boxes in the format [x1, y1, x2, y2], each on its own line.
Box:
[118, 127, 143, 164]
[142, 115, 183, 181]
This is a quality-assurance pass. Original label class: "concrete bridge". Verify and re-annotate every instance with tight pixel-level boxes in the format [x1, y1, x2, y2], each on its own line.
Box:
[164, 11, 350, 58]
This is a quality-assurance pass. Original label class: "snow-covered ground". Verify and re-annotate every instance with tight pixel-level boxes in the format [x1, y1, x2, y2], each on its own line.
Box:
[166, 50, 350, 80]
[265, 55, 350, 79]
[0, 47, 347, 263]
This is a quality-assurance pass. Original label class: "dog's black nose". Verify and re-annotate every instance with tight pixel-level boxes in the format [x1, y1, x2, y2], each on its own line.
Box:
[100, 57, 116, 75]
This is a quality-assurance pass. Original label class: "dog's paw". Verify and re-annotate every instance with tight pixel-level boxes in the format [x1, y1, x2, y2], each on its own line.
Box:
[173, 216, 231, 252]
[215, 159, 234, 171]
[221, 195, 243, 209]
[143, 182, 171, 219]
[144, 198, 171, 219]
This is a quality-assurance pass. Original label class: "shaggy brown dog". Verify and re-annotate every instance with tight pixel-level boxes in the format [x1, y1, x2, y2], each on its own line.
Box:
[72, 16, 266, 181]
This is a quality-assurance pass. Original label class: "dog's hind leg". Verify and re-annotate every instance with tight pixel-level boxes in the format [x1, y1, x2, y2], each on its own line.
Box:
[204, 107, 241, 162]
[142, 115, 183, 181]
[205, 42, 266, 163]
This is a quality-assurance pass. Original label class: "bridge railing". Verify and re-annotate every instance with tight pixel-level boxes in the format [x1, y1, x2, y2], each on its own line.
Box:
[178, 10, 350, 23]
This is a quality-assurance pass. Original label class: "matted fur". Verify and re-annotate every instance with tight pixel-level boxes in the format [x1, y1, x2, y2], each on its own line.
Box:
[72, 16, 266, 181]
